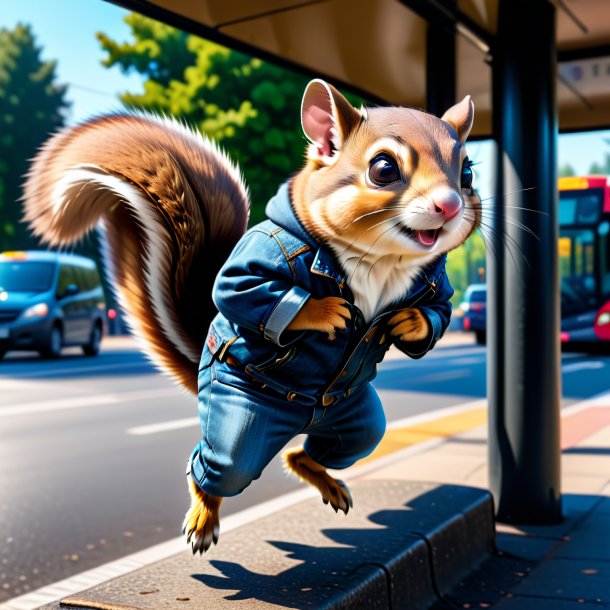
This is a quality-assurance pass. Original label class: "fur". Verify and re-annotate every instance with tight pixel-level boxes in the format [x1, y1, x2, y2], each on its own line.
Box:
[22, 113, 249, 393]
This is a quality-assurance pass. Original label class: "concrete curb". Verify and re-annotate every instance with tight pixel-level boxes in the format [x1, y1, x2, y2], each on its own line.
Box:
[39, 480, 495, 610]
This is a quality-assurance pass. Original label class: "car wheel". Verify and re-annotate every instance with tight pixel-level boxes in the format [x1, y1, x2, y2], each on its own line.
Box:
[83, 323, 102, 356]
[475, 330, 486, 345]
[40, 325, 63, 359]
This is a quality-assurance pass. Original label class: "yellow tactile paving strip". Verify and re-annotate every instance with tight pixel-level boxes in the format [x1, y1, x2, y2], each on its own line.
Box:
[361, 407, 488, 464]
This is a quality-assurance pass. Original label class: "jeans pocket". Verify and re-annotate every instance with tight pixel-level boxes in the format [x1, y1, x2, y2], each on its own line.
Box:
[248, 345, 297, 374]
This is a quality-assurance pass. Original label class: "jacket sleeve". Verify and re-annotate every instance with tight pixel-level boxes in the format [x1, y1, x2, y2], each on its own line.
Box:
[393, 265, 454, 359]
[212, 231, 310, 346]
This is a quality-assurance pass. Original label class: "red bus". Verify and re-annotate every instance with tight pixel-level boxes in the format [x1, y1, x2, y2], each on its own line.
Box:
[559, 176, 610, 345]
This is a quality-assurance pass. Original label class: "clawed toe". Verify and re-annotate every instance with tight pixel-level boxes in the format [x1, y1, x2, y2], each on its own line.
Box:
[284, 448, 355, 516]
[186, 519, 217, 555]
[183, 475, 223, 555]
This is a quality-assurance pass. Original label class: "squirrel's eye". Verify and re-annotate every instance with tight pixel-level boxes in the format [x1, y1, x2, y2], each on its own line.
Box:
[368, 153, 401, 186]
[461, 157, 474, 191]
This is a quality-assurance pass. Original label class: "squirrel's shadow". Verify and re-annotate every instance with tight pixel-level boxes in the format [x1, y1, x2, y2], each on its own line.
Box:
[191, 486, 476, 609]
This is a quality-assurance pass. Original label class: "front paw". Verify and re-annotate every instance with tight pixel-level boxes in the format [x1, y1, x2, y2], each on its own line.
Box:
[287, 296, 351, 340]
[389, 308, 429, 342]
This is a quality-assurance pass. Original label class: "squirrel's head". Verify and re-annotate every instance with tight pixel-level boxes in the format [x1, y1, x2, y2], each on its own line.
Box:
[291, 79, 480, 262]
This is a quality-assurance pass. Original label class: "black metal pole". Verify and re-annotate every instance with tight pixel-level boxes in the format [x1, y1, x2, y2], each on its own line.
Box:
[488, 0, 562, 524]
[425, 0, 456, 116]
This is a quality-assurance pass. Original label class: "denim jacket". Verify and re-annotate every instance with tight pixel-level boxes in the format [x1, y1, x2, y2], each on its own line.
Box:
[201, 182, 454, 406]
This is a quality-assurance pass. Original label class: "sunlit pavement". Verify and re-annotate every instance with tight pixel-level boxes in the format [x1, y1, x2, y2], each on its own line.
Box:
[1, 333, 609, 604]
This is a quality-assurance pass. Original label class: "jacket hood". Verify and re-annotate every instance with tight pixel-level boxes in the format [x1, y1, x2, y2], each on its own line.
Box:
[264, 182, 319, 249]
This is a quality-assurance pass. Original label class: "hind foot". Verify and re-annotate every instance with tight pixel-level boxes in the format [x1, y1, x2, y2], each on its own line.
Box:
[182, 474, 223, 554]
[284, 447, 353, 514]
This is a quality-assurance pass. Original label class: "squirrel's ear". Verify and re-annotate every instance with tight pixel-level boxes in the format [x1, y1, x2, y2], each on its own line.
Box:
[301, 79, 361, 161]
[441, 96, 474, 145]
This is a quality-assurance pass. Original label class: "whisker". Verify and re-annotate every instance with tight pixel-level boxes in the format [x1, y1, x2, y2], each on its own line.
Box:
[477, 221, 532, 271]
[348, 218, 406, 282]
[337, 211, 404, 259]
[478, 187, 536, 203]
[474, 204, 549, 216]
[463, 213, 501, 264]
[463, 210, 532, 271]
[351, 207, 400, 223]
[475, 211, 541, 241]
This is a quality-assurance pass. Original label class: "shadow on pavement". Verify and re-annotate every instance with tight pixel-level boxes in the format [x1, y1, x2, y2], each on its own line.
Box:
[191, 485, 490, 609]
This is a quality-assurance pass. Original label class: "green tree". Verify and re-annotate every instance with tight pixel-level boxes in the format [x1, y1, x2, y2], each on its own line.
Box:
[588, 152, 610, 175]
[0, 23, 70, 249]
[98, 13, 363, 224]
[558, 163, 576, 177]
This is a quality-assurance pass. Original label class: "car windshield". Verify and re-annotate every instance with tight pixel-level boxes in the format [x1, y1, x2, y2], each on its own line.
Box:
[0, 261, 56, 292]
[469, 290, 486, 303]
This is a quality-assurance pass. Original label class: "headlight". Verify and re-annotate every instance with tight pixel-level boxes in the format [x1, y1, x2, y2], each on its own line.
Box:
[597, 312, 610, 326]
[22, 303, 49, 319]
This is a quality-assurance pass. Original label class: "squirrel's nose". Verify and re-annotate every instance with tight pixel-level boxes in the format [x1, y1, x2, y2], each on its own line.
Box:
[433, 191, 462, 221]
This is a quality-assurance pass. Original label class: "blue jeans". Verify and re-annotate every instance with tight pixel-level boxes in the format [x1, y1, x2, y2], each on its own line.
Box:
[189, 360, 386, 497]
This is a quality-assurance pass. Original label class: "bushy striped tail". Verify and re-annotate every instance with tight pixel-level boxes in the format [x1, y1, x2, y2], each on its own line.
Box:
[23, 114, 249, 393]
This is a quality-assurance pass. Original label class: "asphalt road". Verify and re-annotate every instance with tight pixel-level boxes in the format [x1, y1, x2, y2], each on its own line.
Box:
[1, 335, 609, 602]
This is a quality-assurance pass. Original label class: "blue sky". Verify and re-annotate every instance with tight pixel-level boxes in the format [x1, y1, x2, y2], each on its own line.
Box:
[0, 0, 143, 123]
[1, 0, 609, 196]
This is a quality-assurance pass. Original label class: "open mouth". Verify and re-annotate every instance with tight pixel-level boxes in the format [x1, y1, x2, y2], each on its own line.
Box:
[399, 226, 440, 247]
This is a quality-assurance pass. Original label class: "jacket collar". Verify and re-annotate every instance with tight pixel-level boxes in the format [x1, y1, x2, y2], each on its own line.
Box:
[265, 182, 346, 287]
[310, 248, 346, 287]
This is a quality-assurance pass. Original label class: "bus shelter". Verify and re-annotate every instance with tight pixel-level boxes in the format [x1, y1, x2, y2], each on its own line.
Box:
[108, 0, 610, 524]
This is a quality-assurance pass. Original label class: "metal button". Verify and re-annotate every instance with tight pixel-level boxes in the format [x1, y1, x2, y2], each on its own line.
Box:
[287, 391, 298, 401]
[322, 395, 335, 407]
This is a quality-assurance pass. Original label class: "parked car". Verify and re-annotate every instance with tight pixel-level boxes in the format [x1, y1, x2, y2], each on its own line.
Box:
[460, 283, 487, 344]
[0, 251, 105, 359]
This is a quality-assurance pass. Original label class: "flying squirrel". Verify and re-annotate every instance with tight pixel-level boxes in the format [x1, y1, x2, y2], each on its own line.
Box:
[23, 79, 481, 554]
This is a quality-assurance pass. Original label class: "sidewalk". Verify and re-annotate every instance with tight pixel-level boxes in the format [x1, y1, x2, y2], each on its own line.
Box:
[364, 393, 610, 608]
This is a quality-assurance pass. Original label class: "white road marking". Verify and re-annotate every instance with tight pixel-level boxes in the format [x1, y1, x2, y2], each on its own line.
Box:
[0, 378, 91, 391]
[127, 416, 199, 435]
[0, 388, 179, 418]
[561, 361, 605, 374]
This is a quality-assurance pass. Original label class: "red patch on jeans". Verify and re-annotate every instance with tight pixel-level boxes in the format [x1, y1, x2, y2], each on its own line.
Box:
[207, 333, 217, 353]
